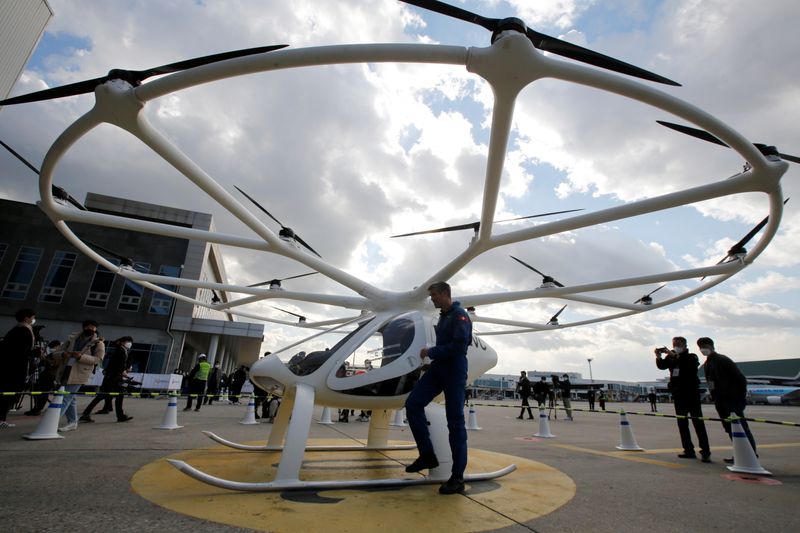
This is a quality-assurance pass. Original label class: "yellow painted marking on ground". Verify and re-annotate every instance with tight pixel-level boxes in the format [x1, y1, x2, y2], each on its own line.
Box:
[131, 439, 576, 533]
[551, 444, 686, 469]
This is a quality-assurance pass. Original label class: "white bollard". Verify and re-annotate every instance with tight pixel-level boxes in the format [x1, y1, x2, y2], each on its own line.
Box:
[240, 397, 258, 425]
[318, 406, 335, 425]
[727, 417, 771, 475]
[534, 407, 555, 438]
[24, 388, 65, 440]
[615, 411, 644, 451]
[389, 408, 407, 427]
[465, 404, 481, 431]
[153, 395, 184, 430]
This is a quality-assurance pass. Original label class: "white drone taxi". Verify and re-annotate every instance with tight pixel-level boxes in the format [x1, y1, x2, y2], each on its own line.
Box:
[2, 0, 793, 492]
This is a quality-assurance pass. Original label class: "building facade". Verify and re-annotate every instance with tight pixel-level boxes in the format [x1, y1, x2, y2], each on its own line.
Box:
[0, 193, 263, 375]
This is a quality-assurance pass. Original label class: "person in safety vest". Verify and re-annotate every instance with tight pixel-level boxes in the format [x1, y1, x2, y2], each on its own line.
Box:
[184, 354, 210, 411]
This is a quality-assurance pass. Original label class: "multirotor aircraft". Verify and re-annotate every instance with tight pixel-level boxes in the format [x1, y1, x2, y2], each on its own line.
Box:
[1, 0, 794, 491]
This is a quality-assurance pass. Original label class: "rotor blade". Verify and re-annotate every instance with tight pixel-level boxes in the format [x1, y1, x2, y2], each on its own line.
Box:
[656, 120, 728, 147]
[729, 198, 790, 252]
[247, 271, 317, 288]
[398, 0, 499, 32]
[82, 239, 132, 265]
[268, 305, 306, 320]
[526, 28, 680, 86]
[658, 121, 800, 164]
[391, 221, 479, 238]
[509, 255, 565, 288]
[495, 208, 584, 224]
[233, 185, 284, 227]
[281, 271, 318, 281]
[293, 234, 322, 259]
[1, 140, 88, 210]
[392, 208, 583, 238]
[550, 304, 567, 321]
[647, 283, 667, 298]
[0, 45, 289, 106]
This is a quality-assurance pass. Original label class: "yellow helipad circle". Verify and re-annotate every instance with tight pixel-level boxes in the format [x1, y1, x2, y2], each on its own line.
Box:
[132, 439, 575, 532]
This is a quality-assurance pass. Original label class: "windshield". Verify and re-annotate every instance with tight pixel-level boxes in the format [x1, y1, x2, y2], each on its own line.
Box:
[277, 318, 374, 376]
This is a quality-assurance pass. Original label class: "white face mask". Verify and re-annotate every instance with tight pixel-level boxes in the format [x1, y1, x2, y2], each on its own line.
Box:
[673, 346, 685, 353]
[699, 348, 712, 356]
[30, 318, 36, 325]
[123, 342, 133, 349]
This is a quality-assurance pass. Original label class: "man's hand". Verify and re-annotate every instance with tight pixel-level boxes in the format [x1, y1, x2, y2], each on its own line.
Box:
[420, 347, 429, 359]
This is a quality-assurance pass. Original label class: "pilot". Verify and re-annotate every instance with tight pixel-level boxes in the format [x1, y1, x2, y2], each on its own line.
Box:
[404, 281, 472, 495]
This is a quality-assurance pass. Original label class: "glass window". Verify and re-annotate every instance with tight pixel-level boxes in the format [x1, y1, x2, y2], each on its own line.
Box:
[1, 246, 43, 300]
[279, 318, 375, 376]
[125, 343, 168, 374]
[38, 251, 78, 304]
[149, 265, 180, 315]
[85, 259, 119, 308]
[118, 262, 150, 312]
[0, 243, 7, 264]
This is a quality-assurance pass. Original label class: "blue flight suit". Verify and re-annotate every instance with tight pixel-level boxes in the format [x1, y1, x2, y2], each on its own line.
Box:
[405, 300, 472, 479]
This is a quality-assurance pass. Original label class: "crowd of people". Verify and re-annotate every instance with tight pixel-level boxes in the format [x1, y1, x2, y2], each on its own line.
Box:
[0, 309, 282, 430]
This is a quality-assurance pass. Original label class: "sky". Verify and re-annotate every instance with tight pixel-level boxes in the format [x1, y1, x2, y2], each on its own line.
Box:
[1, 0, 798, 382]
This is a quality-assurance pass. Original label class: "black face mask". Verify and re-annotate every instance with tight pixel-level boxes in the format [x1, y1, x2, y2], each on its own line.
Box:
[83, 329, 95, 337]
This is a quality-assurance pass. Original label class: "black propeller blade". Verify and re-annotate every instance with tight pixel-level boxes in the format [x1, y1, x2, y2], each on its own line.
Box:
[82, 239, 134, 268]
[391, 208, 583, 238]
[657, 121, 800, 164]
[234, 185, 322, 258]
[634, 284, 667, 305]
[0, 139, 87, 210]
[399, 0, 680, 86]
[247, 271, 318, 289]
[0, 44, 289, 106]
[510, 255, 565, 287]
[547, 304, 567, 325]
[701, 198, 790, 280]
[269, 305, 307, 323]
[211, 290, 222, 304]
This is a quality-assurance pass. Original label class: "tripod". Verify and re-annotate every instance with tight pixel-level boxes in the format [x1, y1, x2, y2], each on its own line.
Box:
[548, 391, 558, 420]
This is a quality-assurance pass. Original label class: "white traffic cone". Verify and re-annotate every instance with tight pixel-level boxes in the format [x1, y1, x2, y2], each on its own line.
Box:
[466, 403, 481, 430]
[389, 408, 406, 427]
[615, 410, 644, 451]
[240, 397, 258, 425]
[727, 417, 771, 475]
[153, 395, 183, 430]
[24, 388, 65, 440]
[534, 407, 555, 438]
[318, 406, 335, 425]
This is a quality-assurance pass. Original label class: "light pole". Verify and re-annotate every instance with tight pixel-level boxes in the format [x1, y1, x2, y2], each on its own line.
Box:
[587, 358, 594, 383]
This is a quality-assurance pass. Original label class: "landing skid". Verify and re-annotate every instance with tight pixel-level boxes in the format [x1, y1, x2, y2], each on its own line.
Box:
[203, 430, 416, 451]
[167, 459, 517, 492]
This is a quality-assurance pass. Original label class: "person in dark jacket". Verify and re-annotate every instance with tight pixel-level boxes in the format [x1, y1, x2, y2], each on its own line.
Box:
[560, 375, 573, 420]
[587, 387, 596, 410]
[404, 281, 472, 495]
[533, 377, 550, 408]
[229, 365, 248, 404]
[656, 336, 710, 462]
[203, 362, 221, 405]
[515, 371, 534, 419]
[698, 337, 756, 462]
[0, 309, 38, 429]
[80, 336, 134, 423]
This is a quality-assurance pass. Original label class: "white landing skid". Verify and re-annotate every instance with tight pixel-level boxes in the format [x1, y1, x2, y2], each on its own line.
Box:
[169, 383, 516, 492]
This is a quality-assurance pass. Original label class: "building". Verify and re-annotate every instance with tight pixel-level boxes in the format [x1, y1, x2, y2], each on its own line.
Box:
[0, 0, 52, 101]
[0, 194, 263, 375]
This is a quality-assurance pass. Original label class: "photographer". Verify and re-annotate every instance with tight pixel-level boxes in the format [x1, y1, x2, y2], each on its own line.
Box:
[515, 371, 534, 420]
[655, 337, 710, 462]
[80, 336, 134, 423]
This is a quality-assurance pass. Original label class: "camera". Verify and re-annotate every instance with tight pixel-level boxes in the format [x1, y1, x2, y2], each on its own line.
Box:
[655, 347, 669, 354]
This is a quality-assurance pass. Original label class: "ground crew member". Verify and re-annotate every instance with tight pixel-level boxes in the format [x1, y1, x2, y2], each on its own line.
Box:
[405, 281, 472, 495]
[516, 371, 534, 419]
[184, 354, 211, 411]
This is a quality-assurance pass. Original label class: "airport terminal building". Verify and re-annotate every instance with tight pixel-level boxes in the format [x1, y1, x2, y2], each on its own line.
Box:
[0, 194, 264, 375]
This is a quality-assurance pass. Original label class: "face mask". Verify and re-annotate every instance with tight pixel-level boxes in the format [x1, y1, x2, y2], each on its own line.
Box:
[673, 346, 685, 353]
[84, 329, 95, 336]
[123, 342, 133, 350]
[30, 318, 36, 326]
[699, 348, 712, 356]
